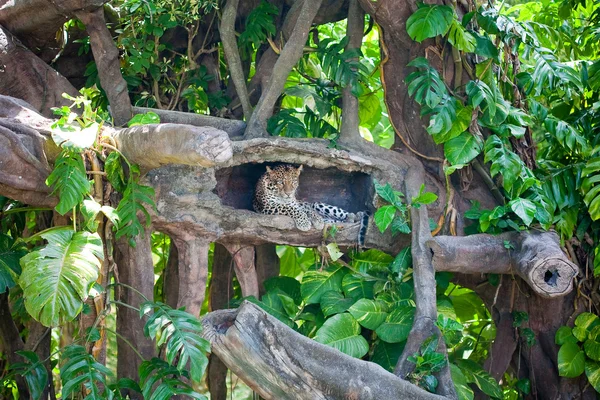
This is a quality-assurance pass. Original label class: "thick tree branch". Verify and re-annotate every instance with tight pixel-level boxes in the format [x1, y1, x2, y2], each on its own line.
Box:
[338, 0, 365, 147]
[395, 166, 457, 398]
[0, 25, 79, 116]
[244, 0, 323, 139]
[75, 7, 132, 126]
[220, 0, 253, 121]
[202, 301, 445, 400]
[428, 231, 578, 298]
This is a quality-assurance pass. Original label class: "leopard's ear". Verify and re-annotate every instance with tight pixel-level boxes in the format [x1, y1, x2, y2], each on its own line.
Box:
[297, 165, 304, 174]
[265, 166, 272, 174]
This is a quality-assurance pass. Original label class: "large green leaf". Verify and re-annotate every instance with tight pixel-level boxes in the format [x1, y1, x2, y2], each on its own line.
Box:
[573, 312, 600, 341]
[314, 313, 369, 358]
[447, 20, 476, 52]
[371, 341, 405, 372]
[375, 305, 415, 343]
[582, 158, 600, 221]
[557, 342, 585, 378]
[585, 359, 600, 393]
[301, 265, 346, 304]
[484, 136, 523, 193]
[9, 351, 48, 400]
[374, 205, 396, 233]
[406, 58, 448, 109]
[390, 247, 412, 277]
[555, 326, 578, 345]
[342, 273, 377, 301]
[60, 345, 113, 399]
[115, 172, 157, 241]
[584, 326, 600, 361]
[141, 301, 210, 382]
[320, 291, 356, 317]
[46, 149, 91, 215]
[348, 299, 389, 330]
[509, 198, 536, 226]
[19, 228, 102, 327]
[455, 359, 502, 399]
[263, 276, 302, 305]
[247, 293, 295, 328]
[450, 363, 474, 400]
[444, 132, 483, 165]
[139, 358, 207, 400]
[406, 5, 454, 42]
[351, 249, 393, 273]
[0, 233, 25, 294]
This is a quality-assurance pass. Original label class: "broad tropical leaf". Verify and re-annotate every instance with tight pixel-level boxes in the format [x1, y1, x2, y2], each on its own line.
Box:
[406, 58, 448, 109]
[371, 341, 405, 372]
[444, 132, 483, 165]
[46, 149, 91, 215]
[558, 342, 585, 378]
[348, 299, 389, 330]
[19, 228, 102, 327]
[9, 351, 48, 400]
[139, 358, 207, 400]
[0, 233, 25, 294]
[375, 305, 415, 343]
[141, 301, 210, 382]
[406, 5, 454, 42]
[455, 359, 503, 399]
[60, 345, 113, 399]
[320, 291, 356, 317]
[314, 313, 369, 358]
[447, 20, 476, 52]
[115, 166, 157, 242]
[301, 265, 346, 304]
[581, 158, 600, 220]
[342, 273, 377, 301]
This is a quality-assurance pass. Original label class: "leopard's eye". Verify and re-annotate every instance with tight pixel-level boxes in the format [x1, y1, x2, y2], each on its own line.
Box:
[277, 181, 283, 185]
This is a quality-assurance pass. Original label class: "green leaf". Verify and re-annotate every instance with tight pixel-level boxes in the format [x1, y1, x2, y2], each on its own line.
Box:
[247, 294, 295, 328]
[9, 351, 48, 400]
[359, 93, 383, 130]
[128, 112, 161, 127]
[373, 181, 402, 205]
[348, 299, 389, 330]
[447, 20, 476, 52]
[455, 359, 502, 399]
[444, 132, 483, 165]
[390, 247, 412, 277]
[374, 205, 396, 233]
[484, 136, 523, 193]
[406, 5, 454, 42]
[314, 313, 369, 358]
[585, 359, 600, 393]
[584, 325, 600, 362]
[406, 58, 448, 109]
[140, 301, 210, 382]
[139, 358, 207, 400]
[375, 305, 415, 343]
[450, 363, 474, 400]
[342, 273, 377, 301]
[351, 249, 393, 273]
[555, 326, 578, 345]
[0, 233, 25, 294]
[581, 158, 600, 221]
[46, 149, 91, 215]
[371, 341, 405, 372]
[412, 184, 438, 206]
[557, 342, 585, 378]
[115, 172, 157, 241]
[572, 308, 598, 340]
[263, 276, 302, 305]
[474, 34, 499, 59]
[508, 198, 536, 226]
[19, 228, 102, 327]
[301, 265, 346, 304]
[326, 242, 343, 261]
[104, 152, 127, 193]
[320, 291, 356, 317]
[60, 345, 113, 399]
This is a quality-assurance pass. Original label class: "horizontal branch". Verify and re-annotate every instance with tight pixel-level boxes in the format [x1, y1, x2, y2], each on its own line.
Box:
[428, 231, 578, 298]
[201, 301, 446, 400]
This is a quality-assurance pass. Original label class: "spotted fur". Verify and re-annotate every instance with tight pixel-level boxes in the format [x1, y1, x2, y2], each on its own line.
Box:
[253, 164, 369, 244]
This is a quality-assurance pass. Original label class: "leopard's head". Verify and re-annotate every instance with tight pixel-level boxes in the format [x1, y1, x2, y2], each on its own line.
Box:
[263, 164, 303, 199]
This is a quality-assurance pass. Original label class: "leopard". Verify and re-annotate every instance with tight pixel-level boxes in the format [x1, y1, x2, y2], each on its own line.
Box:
[253, 164, 369, 245]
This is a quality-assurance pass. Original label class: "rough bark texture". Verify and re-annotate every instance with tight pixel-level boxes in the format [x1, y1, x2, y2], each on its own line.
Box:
[429, 231, 578, 298]
[245, 0, 324, 138]
[0, 25, 79, 117]
[170, 235, 210, 317]
[132, 106, 247, 137]
[115, 232, 155, 398]
[202, 301, 445, 400]
[112, 123, 233, 169]
[338, 0, 365, 148]
[75, 7, 132, 125]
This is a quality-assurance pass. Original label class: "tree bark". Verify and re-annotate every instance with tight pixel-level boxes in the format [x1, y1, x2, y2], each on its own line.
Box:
[202, 301, 446, 400]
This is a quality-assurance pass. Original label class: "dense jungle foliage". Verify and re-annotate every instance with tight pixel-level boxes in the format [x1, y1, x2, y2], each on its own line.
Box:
[1, 0, 600, 398]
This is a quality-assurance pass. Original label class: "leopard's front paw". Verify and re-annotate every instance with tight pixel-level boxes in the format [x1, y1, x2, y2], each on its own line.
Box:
[312, 218, 325, 230]
[295, 219, 312, 231]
